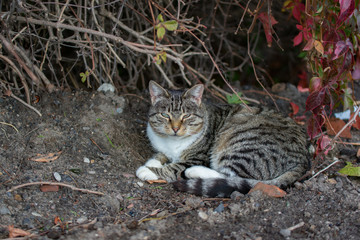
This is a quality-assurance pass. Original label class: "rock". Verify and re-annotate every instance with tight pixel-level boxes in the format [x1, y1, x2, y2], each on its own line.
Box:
[77, 216, 88, 224]
[53, 172, 61, 182]
[230, 191, 244, 200]
[136, 181, 144, 187]
[198, 211, 208, 220]
[97, 83, 115, 93]
[214, 202, 224, 213]
[88, 170, 96, 174]
[280, 229, 291, 237]
[185, 197, 203, 208]
[0, 205, 11, 215]
[83, 157, 90, 163]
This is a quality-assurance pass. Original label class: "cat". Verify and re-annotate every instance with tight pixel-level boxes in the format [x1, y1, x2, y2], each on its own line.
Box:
[136, 81, 310, 197]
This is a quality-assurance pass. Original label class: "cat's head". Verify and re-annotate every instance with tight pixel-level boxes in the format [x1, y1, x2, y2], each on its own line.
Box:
[148, 81, 205, 137]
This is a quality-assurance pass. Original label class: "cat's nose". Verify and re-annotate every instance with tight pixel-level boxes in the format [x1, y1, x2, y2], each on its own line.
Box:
[172, 126, 179, 133]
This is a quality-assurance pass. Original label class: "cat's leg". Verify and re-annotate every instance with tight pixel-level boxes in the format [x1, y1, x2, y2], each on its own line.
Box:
[136, 153, 168, 181]
[185, 166, 224, 179]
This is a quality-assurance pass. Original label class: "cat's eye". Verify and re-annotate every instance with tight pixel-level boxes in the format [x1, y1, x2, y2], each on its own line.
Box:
[161, 113, 170, 119]
[182, 114, 191, 120]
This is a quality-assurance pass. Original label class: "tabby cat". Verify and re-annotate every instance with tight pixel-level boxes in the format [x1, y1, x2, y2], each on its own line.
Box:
[136, 81, 310, 197]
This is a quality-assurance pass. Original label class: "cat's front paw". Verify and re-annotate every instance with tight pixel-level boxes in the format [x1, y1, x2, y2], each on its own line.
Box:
[185, 166, 223, 179]
[136, 166, 159, 181]
[145, 159, 163, 168]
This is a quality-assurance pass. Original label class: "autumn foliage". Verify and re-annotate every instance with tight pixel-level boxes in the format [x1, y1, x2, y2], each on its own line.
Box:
[284, 0, 360, 153]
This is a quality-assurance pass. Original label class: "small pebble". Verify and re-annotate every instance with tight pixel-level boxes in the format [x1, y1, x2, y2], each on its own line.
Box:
[280, 229, 291, 237]
[32, 212, 42, 217]
[214, 202, 224, 213]
[83, 157, 90, 163]
[116, 107, 123, 114]
[198, 211, 208, 220]
[137, 181, 144, 187]
[14, 194, 22, 201]
[0, 205, 11, 215]
[82, 127, 90, 131]
[53, 172, 61, 182]
[88, 171, 96, 174]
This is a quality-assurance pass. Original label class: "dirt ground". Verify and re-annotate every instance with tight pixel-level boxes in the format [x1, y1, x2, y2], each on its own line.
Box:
[1, 86, 360, 240]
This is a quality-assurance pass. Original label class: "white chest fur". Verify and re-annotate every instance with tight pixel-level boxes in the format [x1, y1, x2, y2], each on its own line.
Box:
[147, 123, 201, 163]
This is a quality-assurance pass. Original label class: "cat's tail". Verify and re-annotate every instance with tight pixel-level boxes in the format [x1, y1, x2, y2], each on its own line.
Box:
[173, 178, 253, 198]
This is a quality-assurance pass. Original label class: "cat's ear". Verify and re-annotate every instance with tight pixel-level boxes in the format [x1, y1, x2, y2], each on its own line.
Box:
[149, 81, 170, 105]
[183, 84, 204, 106]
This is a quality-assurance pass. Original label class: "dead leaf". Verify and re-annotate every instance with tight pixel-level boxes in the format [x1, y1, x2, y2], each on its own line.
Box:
[149, 208, 161, 216]
[146, 179, 167, 184]
[29, 151, 62, 163]
[314, 40, 324, 55]
[249, 182, 287, 198]
[8, 225, 31, 238]
[325, 118, 352, 138]
[40, 184, 60, 192]
[357, 148, 360, 158]
[122, 173, 135, 178]
[54, 216, 62, 225]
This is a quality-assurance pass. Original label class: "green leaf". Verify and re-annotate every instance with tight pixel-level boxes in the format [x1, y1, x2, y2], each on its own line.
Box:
[157, 26, 165, 41]
[79, 70, 89, 83]
[157, 14, 164, 22]
[298, 51, 307, 58]
[226, 92, 248, 104]
[163, 20, 178, 31]
[338, 162, 360, 177]
[159, 51, 167, 63]
[154, 55, 162, 65]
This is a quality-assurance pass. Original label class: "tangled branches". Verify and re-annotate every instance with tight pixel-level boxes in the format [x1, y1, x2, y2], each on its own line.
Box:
[0, 0, 284, 105]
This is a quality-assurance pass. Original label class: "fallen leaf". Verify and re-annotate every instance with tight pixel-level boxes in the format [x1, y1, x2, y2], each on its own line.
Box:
[8, 225, 31, 238]
[249, 182, 287, 198]
[146, 179, 167, 184]
[149, 208, 161, 216]
[357, 148, 360, 158]
[325, 118, 352, 138]
[29, 151, 62, 163]
[127, 203, 134, 209]
[122, 173, 135, 178]
[54, 216, 62, 225]
[338, 162, 360, 176]
[40, 184, 60, 192]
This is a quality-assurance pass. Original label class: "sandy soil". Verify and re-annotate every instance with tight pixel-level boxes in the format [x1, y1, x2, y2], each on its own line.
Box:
[1, 87, 360, 239]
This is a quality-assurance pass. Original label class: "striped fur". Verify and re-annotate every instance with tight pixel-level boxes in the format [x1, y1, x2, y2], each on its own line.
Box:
[136, 81, 310, 197]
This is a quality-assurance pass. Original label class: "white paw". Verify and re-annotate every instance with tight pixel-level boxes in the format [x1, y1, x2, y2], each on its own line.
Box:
[185, 166, 223, 179]
[145, 159, 163, 168]
[136, 166, 159, 181]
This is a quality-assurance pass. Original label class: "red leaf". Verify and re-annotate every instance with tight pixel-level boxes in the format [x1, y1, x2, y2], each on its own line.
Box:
[309, 77, 322, 93]
[316, 135, 332, 155]
[306, 88, 326, 112]
[303, 38, 314, 51]
[325, 118, 352, 138]
[289, 102, 299, 117]
[293, 32, 303, 46]
[258, 12, 278, 47]
[307, 115, 324, 139]
[333, 39, 353, 60]
[351, 56, 360, 80]
[350, 112, 360, 130]
[337, 0, 355, 24]
[292, 2, 305, 22]
[297, 70, 309, 92]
